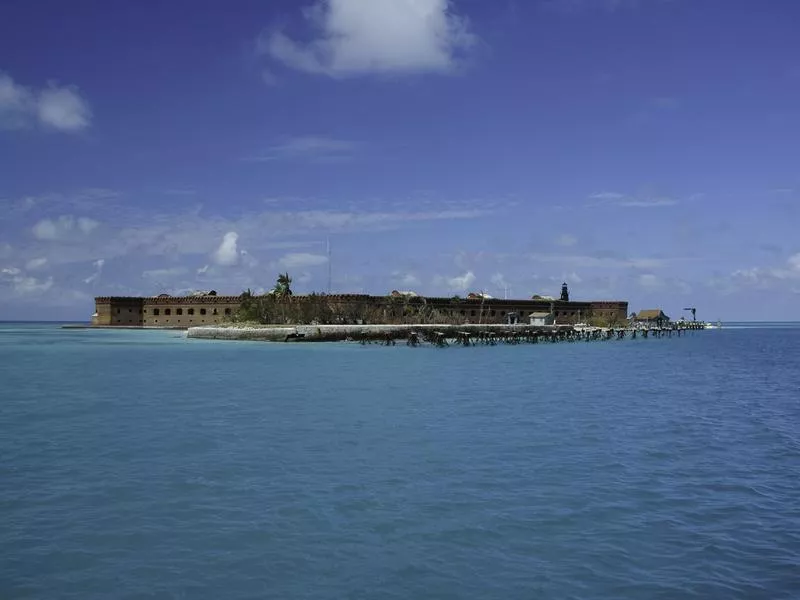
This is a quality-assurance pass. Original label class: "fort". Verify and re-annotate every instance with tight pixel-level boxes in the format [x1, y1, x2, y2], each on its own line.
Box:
[91, 283, 628, 328]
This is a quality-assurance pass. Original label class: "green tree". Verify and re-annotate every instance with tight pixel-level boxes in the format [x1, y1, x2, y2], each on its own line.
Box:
[273, 272, 293, 297]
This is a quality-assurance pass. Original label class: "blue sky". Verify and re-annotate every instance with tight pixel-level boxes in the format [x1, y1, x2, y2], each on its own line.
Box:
[1, 0, 799, 321]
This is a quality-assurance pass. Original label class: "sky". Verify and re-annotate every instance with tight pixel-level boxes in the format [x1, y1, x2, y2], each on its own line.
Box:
[1, 0, 799, 321]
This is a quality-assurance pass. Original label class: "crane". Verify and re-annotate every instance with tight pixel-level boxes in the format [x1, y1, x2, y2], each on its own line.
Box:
[683, 307, 697, 321]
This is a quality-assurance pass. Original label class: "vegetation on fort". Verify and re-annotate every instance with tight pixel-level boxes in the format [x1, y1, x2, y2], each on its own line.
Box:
[233, 273, 461, 326]
[232, 272, 626, 327]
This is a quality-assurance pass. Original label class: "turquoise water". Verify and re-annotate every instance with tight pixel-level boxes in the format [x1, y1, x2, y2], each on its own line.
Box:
[2, 323, 799, 599]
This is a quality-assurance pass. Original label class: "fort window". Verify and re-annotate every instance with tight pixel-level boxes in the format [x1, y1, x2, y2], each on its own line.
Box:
[128, 308, 132, 313]
[470, 310, 476, 317]
[490, 310, 496, 317]
[200, 308, 207, 315]
[116, 308, 120, 314]
[165, 309, 171, 316]
[152, 309, 160, 316]
[460, 310, 465, 316]
[212, 308, 218, 315]
[176, 308, 183, 315]
[188, 308, 194, 315]
[224, 308, 231, 315]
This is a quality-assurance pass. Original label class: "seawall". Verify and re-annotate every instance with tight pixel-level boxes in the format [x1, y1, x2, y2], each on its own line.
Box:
[186, 323, 565, 342]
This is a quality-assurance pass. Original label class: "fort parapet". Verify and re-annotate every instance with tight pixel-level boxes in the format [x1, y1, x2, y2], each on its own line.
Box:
[92, 291, 628, 328]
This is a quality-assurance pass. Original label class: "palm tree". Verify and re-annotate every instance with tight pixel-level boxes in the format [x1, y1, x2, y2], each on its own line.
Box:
[273, 272, 293, 297]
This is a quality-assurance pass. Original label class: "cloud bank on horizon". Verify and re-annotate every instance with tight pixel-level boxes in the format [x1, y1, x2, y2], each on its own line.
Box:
[1, 0, 799, 320]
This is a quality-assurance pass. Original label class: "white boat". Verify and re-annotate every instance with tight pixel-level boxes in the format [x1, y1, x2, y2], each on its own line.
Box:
[704, 320, 722, 329]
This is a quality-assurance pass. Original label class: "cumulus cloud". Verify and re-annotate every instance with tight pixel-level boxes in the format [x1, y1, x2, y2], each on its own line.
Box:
[32, 215, 99, 240]
[277, 252, 328, 269]
[435, 270, 475, 291]
[393, 271, 421, 287]
[260, 0, 476, 78]
[0, 72, 91, 132]
[37, 84, 92, 132]
[0, 73, 33, 129]
[213, 232, 240, 266]
[0, 266, 54, 295]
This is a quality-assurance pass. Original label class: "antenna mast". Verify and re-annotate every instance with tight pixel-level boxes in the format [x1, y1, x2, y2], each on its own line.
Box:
[326, 236, 332, 294]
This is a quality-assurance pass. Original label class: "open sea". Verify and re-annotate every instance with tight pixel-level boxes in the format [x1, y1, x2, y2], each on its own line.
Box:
[2, 322, 799, 599]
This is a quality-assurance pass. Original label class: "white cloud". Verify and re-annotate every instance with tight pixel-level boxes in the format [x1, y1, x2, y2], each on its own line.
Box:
[37, 83, 92, 132]
[248, 136, 356, 162]
[13, 276, 54, 294]
[0, 72, 91, 132]
[589, 192, 677, 208]
[435, 270, 475, 291]
[84, 259, 105, 284]
[490, 272, 508, 288]
[392, 271, 421, 287]
[277, 252, 329, 269]
[197, 264, 209, 275]
[556, 233, 578, 247]
[26, 257, 48, 270]
[638, 273, 662, 289]
[260, 0, 476, 78]
[32, 215, 99, 240]
[213, 232, 240, 266]
[0, 73, 33, 129]
[529, 252, 671, 270]
[0, 266, 54, 295]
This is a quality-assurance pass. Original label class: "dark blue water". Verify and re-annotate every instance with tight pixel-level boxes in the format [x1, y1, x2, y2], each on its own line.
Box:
[2, 324, 799, 599]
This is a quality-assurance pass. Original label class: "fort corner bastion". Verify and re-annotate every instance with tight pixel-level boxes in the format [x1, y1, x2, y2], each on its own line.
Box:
[91, 285, 628, 329]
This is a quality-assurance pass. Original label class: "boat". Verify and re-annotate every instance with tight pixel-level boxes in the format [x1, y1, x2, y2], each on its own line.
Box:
[704, 320, 722, 329]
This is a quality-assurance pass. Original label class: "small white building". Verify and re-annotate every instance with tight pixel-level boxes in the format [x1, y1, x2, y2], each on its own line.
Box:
[529, 311, 555, 326]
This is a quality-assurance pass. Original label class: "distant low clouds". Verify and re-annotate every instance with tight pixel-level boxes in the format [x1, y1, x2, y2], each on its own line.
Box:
[258, 0, 477, 78]
[556, 233, 578, 247]
[32, 215, 99, 240]
[248, 136, 357, 162]
[435, 270, 475, 292]
[588, 191, 678, 208]
[392, 271, 421, 287]
[0, 72, 91, 132]
[543, 0, 670, 15]
[277, 252, 329, 269]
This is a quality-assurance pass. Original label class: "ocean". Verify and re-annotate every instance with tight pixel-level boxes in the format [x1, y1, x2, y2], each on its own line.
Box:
[2, 322, 799, 599]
